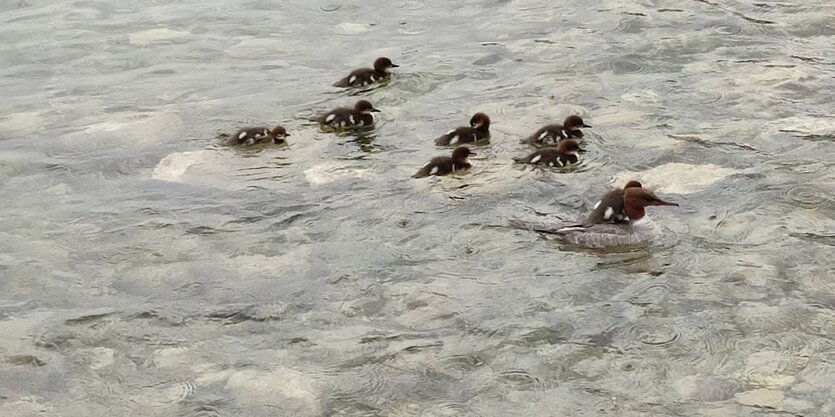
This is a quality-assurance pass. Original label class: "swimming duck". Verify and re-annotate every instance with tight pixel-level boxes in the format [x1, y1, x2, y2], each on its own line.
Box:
[227, 125, 289, 146]
[521, 115, 591, 147]
[333, 57, 399, 88]
[412, 146, 474, 178]
[510, 187, 679, 248]
[317, 100, 380, 129]
[513, 139, 582, 167]
[434, 113, 491, 146]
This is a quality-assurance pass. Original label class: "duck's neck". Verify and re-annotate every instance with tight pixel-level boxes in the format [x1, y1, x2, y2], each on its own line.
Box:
[625, 205, 645, 222]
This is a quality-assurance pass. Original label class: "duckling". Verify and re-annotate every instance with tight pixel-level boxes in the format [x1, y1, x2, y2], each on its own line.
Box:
[513, 139, 582, 167]
[434, 113, 491, 146]
[333, 57, 399, 88]
[521, 115, 591, 147]
[412, 146, 475, 178]
[227, 125, 289, 146]
[317, 100, 380, 129]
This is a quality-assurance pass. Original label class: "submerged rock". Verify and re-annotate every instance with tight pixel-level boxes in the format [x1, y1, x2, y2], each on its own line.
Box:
[129, 28, 189, 45]
[615, 162, 739, 194]
[743, 350, 807, 388]
[225, 367, 322, 415]
[734, 388, 784, 409]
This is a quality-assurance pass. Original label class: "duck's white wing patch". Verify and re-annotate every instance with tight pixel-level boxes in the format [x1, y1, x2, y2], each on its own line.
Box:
[603, 206, 614, 220]
[556, 158, 564, 167]
[429, 166, 439, 175]
[349, 115, 355, 125]
[448, 135, 459, 145]
[348, 75, 357, 85]
[325, 114, 336, 123]
[447, 129, 455, 135]
[530, 154, 542, 164]
[538, 130, 548, 140]
[238, 131, 247, 139]
[370, 75, 377, 82]
[593, 200, 602, 209]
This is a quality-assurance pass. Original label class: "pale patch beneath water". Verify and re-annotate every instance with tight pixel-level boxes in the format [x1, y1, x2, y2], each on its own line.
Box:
[82, 113, 183, 146]
[592, 109, 647, 126]
[614, 162, 740, 194]
[152, 150, 219, 182]
[128, 28, 190, 46]
[226, 38, 287, 58]
[766, 116, 835, 137]
[225, 367, 322, 412]
[334, 22, 373, 34]
[304, 162, 369, 186]
[735, 389, 785, 409]
[621, 89, 663, 105]
[89, 347, 115, 370]
[0, 112, 44, 139]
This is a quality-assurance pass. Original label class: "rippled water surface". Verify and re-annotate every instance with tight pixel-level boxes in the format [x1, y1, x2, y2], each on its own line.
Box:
[2, 0, 835, 415]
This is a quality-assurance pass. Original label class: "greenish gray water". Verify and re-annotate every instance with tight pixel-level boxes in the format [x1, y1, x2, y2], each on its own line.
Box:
[1, 0, 835, 415]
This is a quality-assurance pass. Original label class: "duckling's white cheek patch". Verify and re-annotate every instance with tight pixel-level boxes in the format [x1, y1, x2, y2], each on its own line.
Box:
[430, 166, 439, 175]
[530, 155, 542, 164]
[604, 207, 614, 220]
[325, 114, 335, 123]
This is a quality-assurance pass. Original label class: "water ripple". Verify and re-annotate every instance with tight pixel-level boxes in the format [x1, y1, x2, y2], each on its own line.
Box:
[319, 4, 341, 12]
[782, 184, 833, 210]
[178, 398, 230, 417]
